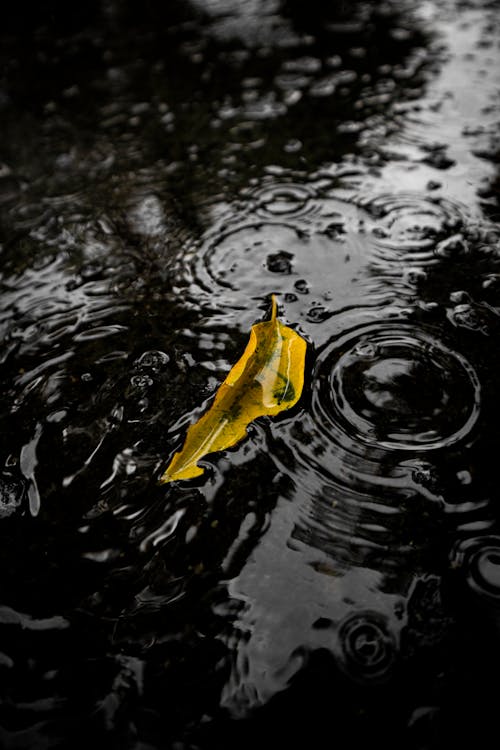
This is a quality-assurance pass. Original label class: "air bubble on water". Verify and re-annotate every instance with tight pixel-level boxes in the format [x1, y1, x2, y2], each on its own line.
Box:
[135, 350, 170, 371]
[326, 55, 342, 68]
[435, 234, 469, 258]
[456, 469, 472, 485]
[449, 304, 488, 334]
[130, 374, 154, 388]
[0, 472, 25, 518]
[323, 221, 346, 239]
[111, 406, 124, 424]
[81, 262, 104, 281]
[404, 268, 427, 286]
[266, 251, 294, 274]
[482, 274, 500, 291]
[418, 301, 440, 314]
[309, 77, 337, 98]
[46, 410, 67, 424]
[353, 342, 377, 359]
[406, 460, 441, 495]
[294, 279, 309, 294]
[306, 305, 330, 323]
[449, 290, 471, 304]
[107, 449, 138, 482]
[283, 139, 302, 153]
[282, 56, 322, 74]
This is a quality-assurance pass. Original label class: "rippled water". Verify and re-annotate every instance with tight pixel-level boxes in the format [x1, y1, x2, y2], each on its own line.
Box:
[1, 0, 500, 747]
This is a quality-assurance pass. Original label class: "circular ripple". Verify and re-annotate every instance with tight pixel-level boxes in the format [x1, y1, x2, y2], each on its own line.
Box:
[0, 472, 26, 518]
[357, 192, 466, 253]
[450, 536, 500, 602]
[337, 611, 396, 682]
[191, 221, 355, 304]
[250, 182, 316, 219]
[199, 222, 303, 295]
[314, 324, 480, 451]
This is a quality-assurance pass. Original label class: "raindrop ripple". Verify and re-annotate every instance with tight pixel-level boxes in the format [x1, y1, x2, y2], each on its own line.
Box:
[451, 535, 500, 602]
[313, 323, 481, 452]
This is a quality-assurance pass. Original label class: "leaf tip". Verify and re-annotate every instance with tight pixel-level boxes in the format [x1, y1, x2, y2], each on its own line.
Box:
[159, 458, 205, 485]
[270, 293, 278, 322]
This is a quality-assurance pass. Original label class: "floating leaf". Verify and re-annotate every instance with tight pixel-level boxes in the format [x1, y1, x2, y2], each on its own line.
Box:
[160, 295, 307, 483]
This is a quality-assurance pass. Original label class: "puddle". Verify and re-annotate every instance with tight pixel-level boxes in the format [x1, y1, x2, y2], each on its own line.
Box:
[1, 0, 500, 748]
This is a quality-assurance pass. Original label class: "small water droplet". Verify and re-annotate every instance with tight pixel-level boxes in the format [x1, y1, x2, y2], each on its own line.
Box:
[0, 472, 25, 518]
[482, 274, 500, 291]
[404, 267, 427, 286]
[353, 342, 377, 358]
[450, 304, 488, 333]
[306, 305, 329, 323]
[419, 301, 440, 314]
[338, 611, 395, 681]
[422, 148, 455, 170]
[283, 139, 302, 153]
[372, 226, 390, 238]
[294, 279, 309, 294]
[449, 290, 471, 304]
[456, 469, 472, 485]
[409, 461, 440, 493]
[435, 234, 468, 258]
[81, 262, 104, 281]
[266, 250, 294, 274]
[130, 374, 153, 388]
[135, 350, 170, 371]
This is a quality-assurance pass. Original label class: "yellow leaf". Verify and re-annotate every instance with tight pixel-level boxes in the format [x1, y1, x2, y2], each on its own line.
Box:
[160, 295, 307, 483]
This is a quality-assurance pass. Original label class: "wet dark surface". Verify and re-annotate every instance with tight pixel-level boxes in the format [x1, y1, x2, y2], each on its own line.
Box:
[2, 0, 500, 748]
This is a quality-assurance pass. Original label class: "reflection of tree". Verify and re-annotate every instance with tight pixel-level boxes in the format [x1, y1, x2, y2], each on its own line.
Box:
[1, 0, 433, 223]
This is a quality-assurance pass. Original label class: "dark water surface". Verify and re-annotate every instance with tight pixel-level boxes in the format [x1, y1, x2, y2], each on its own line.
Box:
[2, 0, 500, 747]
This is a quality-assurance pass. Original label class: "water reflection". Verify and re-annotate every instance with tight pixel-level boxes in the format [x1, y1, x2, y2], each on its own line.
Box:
[1, 0, 500, 747]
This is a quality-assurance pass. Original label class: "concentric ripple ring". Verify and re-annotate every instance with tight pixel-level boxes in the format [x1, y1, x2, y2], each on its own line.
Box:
[313, 324, 481, 452]
[450, 536, 500, 602]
